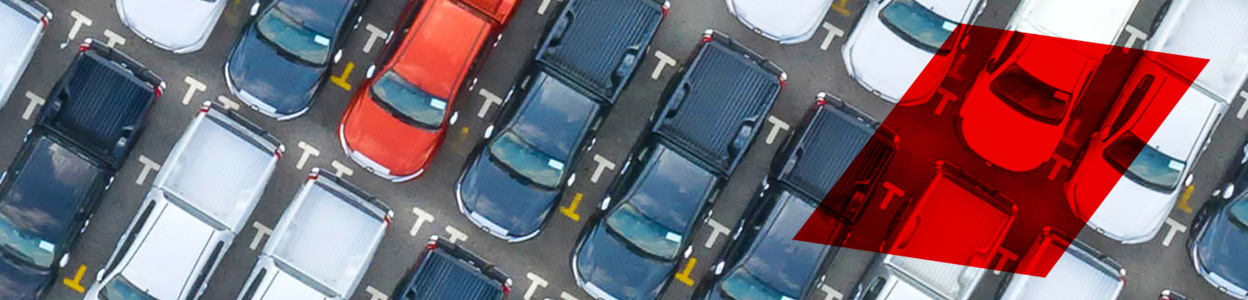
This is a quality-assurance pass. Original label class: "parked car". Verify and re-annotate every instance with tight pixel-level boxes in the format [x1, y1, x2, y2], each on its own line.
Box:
[392, 235, 512, 299]
[237, 169, 392, 300]
[572, 30, 784, 300]
[85, 103, 283, 300]
[853, 162, 1016, 300]
[693, 187, 841, 300]
[456, 0, 666, 242]
[224, 0, 369, 120]
[0, 39, 161, 299]
[116, 0, 226, 53]
[0, 0, 49, 109]
[339, 0, 516, 181]
[995, 227, 1126, 300]
[842, 0, 985, 103]
[1160, 290, 1189, 300]
[725, 0, 833, 44]
[1190, 138, 1248, 299]
[958, 31, 1105, 172]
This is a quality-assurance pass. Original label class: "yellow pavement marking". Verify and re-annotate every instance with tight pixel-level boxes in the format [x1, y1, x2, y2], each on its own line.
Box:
[62, 265, 87, 293]
[560, 193, 583, 222]
[675, 257, 697, 286]
[830, 0, 852, 16]
[1177, 184, 1195, 213]
[461, 126, 470, 136]
[330, 62, 355, 91]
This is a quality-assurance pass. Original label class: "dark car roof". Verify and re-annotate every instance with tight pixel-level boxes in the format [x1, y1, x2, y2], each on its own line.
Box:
[736, 190, 832, 297]
[1196, 196, 1248, 289]
[0, 132, 107, 244]
[275, 0, 352, 36]
[534, 0, 664, 101]
[653, 35, 781, 175]
[778, 103, 890, 201]
[47, 50, 155, 161]
[405, 248, 505, 299]
[508, 71, 600, 159]
[624, 143, 717, 231]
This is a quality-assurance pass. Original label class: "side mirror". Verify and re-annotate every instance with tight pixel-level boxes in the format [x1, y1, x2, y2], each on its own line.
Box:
[483, 125, 494, 139]
[59, 254, 69, 268]
[250, 2, 260, 16]
[333, 49, 343, 64]
[365, 64, 376, 79]
[449, 111, 459, 125]
[599, 196, 611, 211]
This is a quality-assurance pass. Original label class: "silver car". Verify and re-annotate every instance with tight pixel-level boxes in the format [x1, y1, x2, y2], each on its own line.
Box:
[0, 0, 49, 108]
[116, 0, 227, 53]
[725, 0, 835, 44]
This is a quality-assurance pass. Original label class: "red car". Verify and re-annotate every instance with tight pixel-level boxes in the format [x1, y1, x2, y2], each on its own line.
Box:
[339, 0, 517, 181]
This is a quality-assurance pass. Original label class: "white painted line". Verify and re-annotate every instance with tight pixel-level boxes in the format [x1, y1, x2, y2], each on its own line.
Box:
[477, 89, 503, 118]
[135, 155, 161, 186]
[537, 0, 555, 15]
[651, 50, 677, 80]
[559, 292, 579, 300]
[1121, 25, 1147, 51]
[102, 29, 126, 47]
[409, 207, 435, 236]
[444, 225, 468, 243]
[21, 91, 44, 120]
[295, 141, 320, 170]
[66, 10, 93, 43]
[182, 76, 206, 105]
[330, 160, 354, 177]
[589, 154, 616, 183]
[819, 284, 844, 300]
[703, 218, 730, 249]
[764, 115, 790, 144]
[364, 286, 389, 300]
[991, 248, 1018, 275]
[1236, 90, 1248, 119]
[523, 273, 549, 300]
[216, 95, 241, 111]
[1161, 217, 1188, 247]
[820, 22, 845, 51]
[363, 24, 388, 54]
[249, 221, 273, 250]
[879, 182, 904, 209]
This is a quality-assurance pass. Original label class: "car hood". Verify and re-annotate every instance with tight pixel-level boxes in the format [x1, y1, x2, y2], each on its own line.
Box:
[1195, 210, 1248, 291]
[119, 0, 223, 51]
[227, 27, 325, 115]
[844, 14, 935, 102]
[0, 257, 49, 299]
[576, 226, 672, 300]
[458, 152, 558, 236]
[958, 80, 1065, 172]
[1085, 175, 1174, 242]
[729, 0, 832, 43]
[342, 93, 441, 175]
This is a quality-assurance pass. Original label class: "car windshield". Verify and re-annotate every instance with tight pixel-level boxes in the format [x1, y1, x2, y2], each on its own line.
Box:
[1229, 197, 1248, 230]
[371, 70, 447, 129]
[878, 0, 958, 52]
[488, 132, 565, 189]
[989, 65, 1072, 124]
[0, 213, 54, 268]
[255, 3, 332, 65]
[605, 202, 682, 259]
[1104, 133, 1185, 191]
[720, 268, 793, 300]
[100, 275, 157, 300]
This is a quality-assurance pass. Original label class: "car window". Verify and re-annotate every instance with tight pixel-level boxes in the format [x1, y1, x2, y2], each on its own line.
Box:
[187, 242, 225, 300]
[255, 3, 332, 65]
[605, 202, 681, 259]
[878, 0, 958, 53]
[1229, 198, 1248, 230]
[1108, 75, 1154, 135]
[989, 64, 1071, 124]
[1104, 133, 1185, 192]
[720, 268, 794, 300]
[371, 70, 447, 129]
[487, 132, 565, 189]
[0, 212, 55, 268]
[100, 275, 158, 300]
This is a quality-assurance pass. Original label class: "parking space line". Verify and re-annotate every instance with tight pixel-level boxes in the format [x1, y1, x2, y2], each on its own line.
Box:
[674, 257, 697, 286]
[102, 29, 126, 47]
[589, 154, 616, 183]
[1121, 24, 1148, 51]
[362, 24, 388, 54]
[477, 89, 503, 118]
[330, 62, 356, 91]
[249, 221, 273, 250]
[829, 0, 852, 16]
[295, 141, 320, 170]
[61, 264, 88, 293]
[444, 225, 468, 243]
[330, 160, 354, 177]
[819, 22, 845, 51]
[1236, 90, 1248, 119]
[1161, 217, 1188, 247]
[182, 76, 206, 105]
[216, 95, 240, 110]
[66, 10, 92, 43]
[934, 87, 958, 116]
[409, 207, 435, 236]
[879, 182, 904, 209]
[523, 272, 549, 300]
[1048, 154, 1070, 180]
[703, 218, 730, 249]
[991, 248, 1018, 275]
[537, 0, 557, 15]
[651, 50, 677, 80]
[1177, 185, 1195, 213]
[22, 91, 44, 120]
[559, 192, 583, 221]
[364, 286, 389, 300]
[764, 115, 790, 144]
[819, 284, 844, 300]
[559, 291, 579, 300]
[135, 155, 161, 186]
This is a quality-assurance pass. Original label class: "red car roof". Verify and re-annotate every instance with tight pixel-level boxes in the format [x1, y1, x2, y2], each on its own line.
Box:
[390, 0, 494, 99]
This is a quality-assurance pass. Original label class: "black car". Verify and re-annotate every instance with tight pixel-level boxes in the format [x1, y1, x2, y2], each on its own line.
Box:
[392, 235, 511, 299]
[225, 0, 368, 120]
[0, 39, 161, 299]
[1190, 139, 1248, 299]
[694, 188, 840, 300]
[533, 0, 667, 102]
[572, 141, 719, 300]
[456, 69, 603, 242]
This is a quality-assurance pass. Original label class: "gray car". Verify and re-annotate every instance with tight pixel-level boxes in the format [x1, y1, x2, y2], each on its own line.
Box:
[0, 0, 49, 108]
[725, 0, 834, 44]
[116, 0, 227, 53]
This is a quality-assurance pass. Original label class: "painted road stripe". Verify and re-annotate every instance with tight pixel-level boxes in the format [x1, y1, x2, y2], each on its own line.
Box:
[62, 265, 88, 293]
[216, 95, 241, 110]
[477, 89, 503, 118]
[559, 192, 583, 221]
[444, 225, 468, 243]
[703, 218, 730, 248]
[364, 286, 389, 300]
[991, 248, 1018, 275]
[820, 22, 845, 51]
[879, 182, 904, 210]
[1237, 90, 1248, 119]
[135, 155, 161, 186]
[103, 29, 126, 47]
[590, 154, 616, 183]
[250, 222, 273, 250]
[829, 0, 852, 16]
[651, 50, 677, 80]
[764, 115, 790, 144]
[819, 284, 844, 300]
[1161, 217, 1187, 247]
[331, 62, 355, 91]
[22, 91, 44, 120]
[409, 207, 435, 236]
[1121, 24, 1147, 51]
[523, 273, 548, 300]
[363, 24, 388, 54]
[295, 141, 320, 170]
[1177, 184, 1195, 213]
[183, 76, 206, 105]
[674, 257, 697, 286]
[66, 10, 92, 43]
[330, 160, 354, 177]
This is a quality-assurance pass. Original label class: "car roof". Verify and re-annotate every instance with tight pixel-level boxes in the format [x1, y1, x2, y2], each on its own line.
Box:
[1001, 238, 1123, 299]
[50, 50, 155, 159]
[1012, 36, 1096, 91]
[508, 72, 600, 159]
[779, 104, 885, 202]
[274, 0, 352, 36]
[1144, 86, 1219, 159]
[1146, 0, 1248, 101]
[534, 0, 664, 100]
[120, 201, 217, 300]
[391, 0, 492, 99]
[623, 143, 717, 231]
[459, 0, 516, 23]
[881, 277, 940, 300]
[1009, 0, 1137, 45]
[269, 180, 387, 296]
[738, 190, 831, 297]
[0, 133, 105, 244]
[260, 269, 331, 300]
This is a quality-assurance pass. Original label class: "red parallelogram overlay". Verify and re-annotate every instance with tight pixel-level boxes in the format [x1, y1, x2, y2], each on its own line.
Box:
[794, 24, 1209, 277]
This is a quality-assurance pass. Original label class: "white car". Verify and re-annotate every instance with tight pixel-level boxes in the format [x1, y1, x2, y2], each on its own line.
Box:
[0, 0, 49, 109]
[725, 0, 835, 44]
[116, 0, 227, 53]
[842, 0, 985, 103]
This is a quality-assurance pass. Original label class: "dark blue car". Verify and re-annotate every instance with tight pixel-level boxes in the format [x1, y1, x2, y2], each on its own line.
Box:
[1191, 139, 1248, 299]
[0, 40, 160, 299]
[456, 69, 604, 242]
[225, 0, 368, 120]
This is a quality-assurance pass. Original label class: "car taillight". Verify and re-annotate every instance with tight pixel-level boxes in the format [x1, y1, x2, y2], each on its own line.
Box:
[153, 86, 163, 100]
[502, 285, 511, 296]
[308, 172, 319, 180]
[815, 92, 828, 106]
[39, 16, 48, 28]
[701, 30, 713, 43]
[661, 1, 670, 17]
[425, 239, 438, 250]
[778, 72, 788, 88]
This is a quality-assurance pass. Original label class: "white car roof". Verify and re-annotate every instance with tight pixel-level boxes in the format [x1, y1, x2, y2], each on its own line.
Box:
[1147, 87, 1220, 160]
[729, 0, 835, 43]
[0, 1, 41, 105]
[1009, 0, 1138, 45]
[268, 182, 386, 296]
[259, 270, 331, 300]
[155, 116, 278, 233]
[117, 0, 224, 51]
[884, 255, 984, 300]
[882, 277, 940, 300]
[119, 202, 217, 300]
[1000, 248, 1123, 300]
[1146, 0, 1248, 101]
